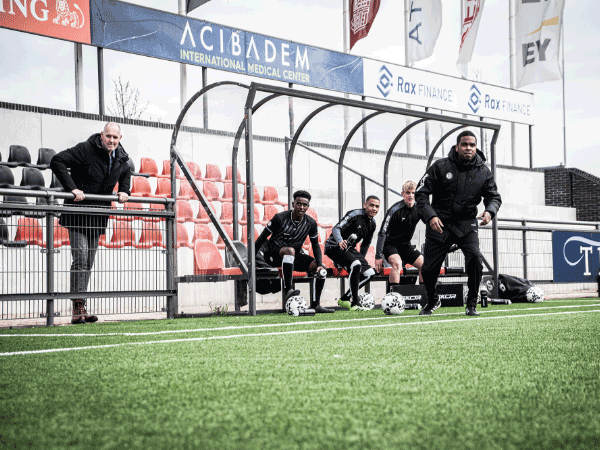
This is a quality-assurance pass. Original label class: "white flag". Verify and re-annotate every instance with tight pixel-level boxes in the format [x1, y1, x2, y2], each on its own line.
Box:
[457, 0, 486, 78]
[516, 0, 565, 88]
[406, 0, 443, 64]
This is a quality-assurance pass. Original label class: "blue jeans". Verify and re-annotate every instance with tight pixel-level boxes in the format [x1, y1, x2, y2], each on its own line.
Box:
[68, 228, 101, 300]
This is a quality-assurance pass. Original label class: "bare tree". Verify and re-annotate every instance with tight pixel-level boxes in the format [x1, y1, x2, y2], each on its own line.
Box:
[108, 75, 149, 120]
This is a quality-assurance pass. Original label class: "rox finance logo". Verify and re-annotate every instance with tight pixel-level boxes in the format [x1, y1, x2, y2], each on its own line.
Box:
[377, 65, 393, 98]
[468, 84, 481, 113]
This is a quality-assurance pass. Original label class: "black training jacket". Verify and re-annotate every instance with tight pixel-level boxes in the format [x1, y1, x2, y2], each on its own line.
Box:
[415, 146, 502, 225]
[325, 208, 376, 256]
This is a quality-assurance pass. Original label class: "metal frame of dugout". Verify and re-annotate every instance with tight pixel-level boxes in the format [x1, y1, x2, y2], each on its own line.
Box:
[170, 81, 501, 316]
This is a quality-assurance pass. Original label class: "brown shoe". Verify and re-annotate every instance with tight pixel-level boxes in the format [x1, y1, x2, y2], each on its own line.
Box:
[71, 300, 86, 324]
[71, 314, 86, 324]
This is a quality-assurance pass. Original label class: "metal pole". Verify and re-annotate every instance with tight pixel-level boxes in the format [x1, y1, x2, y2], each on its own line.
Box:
[561, 20, 567, 166]
[45, 210, 56, 326]
[244, 105, 257, 316]
[403, 0, 412, 154]
[165, 200, 177, 319]
[509, 0, 517, 166]
[97, 48, 105, 117]
[529, 125, 533, 169]
[179, 0, 188, 124]
[288, 83, 295, 137]
[522, 219, 528, 280]
[202, 67, 209, 129]
[343, 0, 350, 137]
[74, 43, 84, 112]
[490, 130, 500, 297]
[425, 107, 430, 156]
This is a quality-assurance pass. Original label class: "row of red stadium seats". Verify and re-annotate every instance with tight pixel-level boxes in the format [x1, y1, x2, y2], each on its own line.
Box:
[139, 158, 244, 185]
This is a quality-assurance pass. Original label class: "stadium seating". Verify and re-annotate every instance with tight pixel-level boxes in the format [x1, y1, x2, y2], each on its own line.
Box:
[177, 179, 199, 200]
[176, 200, 199, 223]
[196, 201, 217, 224]
[219, 202, 235, 224]
[242, 184, 264, 204]
[14, 217, 45, 247]
[161, 160, 183, 179]
[53, 219, 70, 248]
[20, 167, 46, 189]
[203, 163, 223, 182]
[176, 223, 193, 249]
[262, 186, 285, 206]
[239, 205, 267, 226]
[153, 178, 173, 198]
[192, 223, 213, 242]
[2, 145, 31, 168]
[307, 207, 332, 229]
[0, 218, 27, 247]
[225, 165, 244, 184]
[100, 220, 136, 248]
[221, 182, 244, 203]
[262, 205, 279, 224]
[0, 165, 15, 188]
[215, 224, 234, 250]
[193, 239, 242, 276]
[136, 222, 165, 249]
[241, 226, 259, 244]
[130, 176, 154, 197]
[139, 157, 161, 177]
[185, 161, 203, 180]
[202, 180, 222, 202]
[48, 174, 63, 191]
[34, 148, 56, 170]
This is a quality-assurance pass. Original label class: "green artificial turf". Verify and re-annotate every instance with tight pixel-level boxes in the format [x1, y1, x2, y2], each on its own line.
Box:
[1, 300, 599, 450]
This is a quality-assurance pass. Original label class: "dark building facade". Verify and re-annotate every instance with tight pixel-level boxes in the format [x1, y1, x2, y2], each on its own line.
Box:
[544, 166, 600, 222]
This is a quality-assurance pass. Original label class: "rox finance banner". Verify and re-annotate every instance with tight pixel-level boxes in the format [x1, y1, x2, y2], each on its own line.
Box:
[552, 231, 600, 282]
[89, 0, 364, 95]
[0, 0, 91, 44]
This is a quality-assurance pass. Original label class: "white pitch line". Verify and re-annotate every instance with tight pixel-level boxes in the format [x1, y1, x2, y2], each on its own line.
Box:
[1, 303, 599, 338]
[1, 309, 599, 357]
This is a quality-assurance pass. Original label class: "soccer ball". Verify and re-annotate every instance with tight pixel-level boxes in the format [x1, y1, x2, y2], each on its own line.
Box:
[357, 293, 375, 310]
[381, 292, 406, 315]
[286, 295, 308, 315]
[526, 286, 544, 303]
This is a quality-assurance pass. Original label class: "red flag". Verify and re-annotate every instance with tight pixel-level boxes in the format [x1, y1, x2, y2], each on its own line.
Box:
[350, 0, 381, 50]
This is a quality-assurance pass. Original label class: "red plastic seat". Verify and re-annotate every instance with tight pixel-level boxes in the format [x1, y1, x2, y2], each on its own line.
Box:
[139, 157, 160, 177]
[120, 202, 145, 221]
[222, 182, 244, 203]
[240, 205, 266, 225]
[242, 184, 264, 204]
[215, 224, 234, 250]
[196, 201, 217, 224]
[193, 239, 241, 275]
[202, 181, 222, 202]
[102, 220, 135, 248]
[262, 205, 279, 224]
[161, 160, 183, 179]
[144, 203, 166, 223]
[131, 176, 153, 197]
[225, 165, 244, 184]
[192, 223, 213, 242]
[176, 200, 198, 223]
[178, 179, 199, 200]
[186, 161, 203, 180]
[14, 217, 45, 247]
[204, 163, 223, 182]
[219, 202, 235, 225]
[136, 222, 165, 249]
[53, 219, 70, 248]
[262, 186, 286, 206]
[152, 178, 172, 198]
[176, 223, 193, 249]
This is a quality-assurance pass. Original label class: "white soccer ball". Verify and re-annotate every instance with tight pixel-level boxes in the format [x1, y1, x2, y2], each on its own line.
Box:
[357, 293, 375, 310]
[381, 292, 405, 315]
[526, 286, 544, 303]
[286, 295, 308, 315]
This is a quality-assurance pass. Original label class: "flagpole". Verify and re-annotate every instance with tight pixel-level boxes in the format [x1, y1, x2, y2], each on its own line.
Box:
[561, 20, 566, 166]
[343, 0, 350, 138]
[179, 0, 188, 124]
[403, 0, 412, 154]
[509, 0, 517, 166]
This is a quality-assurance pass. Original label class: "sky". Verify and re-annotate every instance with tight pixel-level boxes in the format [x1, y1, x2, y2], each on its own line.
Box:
[0, 0, 599, 176]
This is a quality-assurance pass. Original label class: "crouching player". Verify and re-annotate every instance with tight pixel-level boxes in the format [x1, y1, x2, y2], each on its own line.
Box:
[255, 190, 334, 313]
[325, 196, 379, 310]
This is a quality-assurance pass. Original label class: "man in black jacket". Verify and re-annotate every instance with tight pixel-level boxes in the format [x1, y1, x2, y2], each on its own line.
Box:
[415, 130, 501, 316]
[325, 196, 379, 310]
[50, 123, 132, 324]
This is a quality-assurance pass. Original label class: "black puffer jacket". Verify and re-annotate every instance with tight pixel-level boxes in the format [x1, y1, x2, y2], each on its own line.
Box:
[415, 146, 501, 225]
[50, 133, 131, 232]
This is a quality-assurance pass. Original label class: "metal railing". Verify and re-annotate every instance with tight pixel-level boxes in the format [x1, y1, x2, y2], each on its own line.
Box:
[0, 188, 176, 325]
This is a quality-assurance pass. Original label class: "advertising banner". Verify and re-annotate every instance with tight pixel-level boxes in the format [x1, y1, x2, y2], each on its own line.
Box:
[552, 231, 600, 282]
[516, 0, 565, 88]
[406, 0, 442, 64]
[457, 0, 485, 78]
[363, 58, 535, 125]
[349, 0, 381, 50]
[0, 0, 91, 44]
[90, 0, 364, 95]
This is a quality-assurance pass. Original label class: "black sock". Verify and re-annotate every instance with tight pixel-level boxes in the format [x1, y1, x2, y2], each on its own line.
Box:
[312, 278, 325, 308]
[350, 265, 361, 305]
[282, 257, 294, 293]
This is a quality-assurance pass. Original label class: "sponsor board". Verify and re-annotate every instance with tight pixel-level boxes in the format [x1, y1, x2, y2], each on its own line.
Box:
[0, 0, 91, 44]
[89, 0, 363, 95]
[552, 231, 600, 282]
[364, 58, 535, 125]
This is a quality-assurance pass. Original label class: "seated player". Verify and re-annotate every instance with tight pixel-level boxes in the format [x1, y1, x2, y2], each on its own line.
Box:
[255, 190, 334, 314]
[374, 180, 439, 310]
[325, 195, 379, 310]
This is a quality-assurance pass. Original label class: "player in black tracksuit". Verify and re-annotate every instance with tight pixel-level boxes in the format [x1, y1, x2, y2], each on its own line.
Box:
[255, 190, 334, 313]
[375, 180, 424, 287]
[415, 130, 502, 316]
[325, 196, 380, 310]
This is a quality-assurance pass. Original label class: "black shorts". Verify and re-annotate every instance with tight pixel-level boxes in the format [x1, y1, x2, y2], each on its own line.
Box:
[325, 246, 371, 272]
[263, 248, 315, 272]
[383, 241, 422, 265]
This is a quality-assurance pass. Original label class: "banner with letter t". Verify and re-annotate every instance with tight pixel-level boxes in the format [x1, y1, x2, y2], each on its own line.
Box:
[516, 0, 566, 88]
[406, 0, 443, 64]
